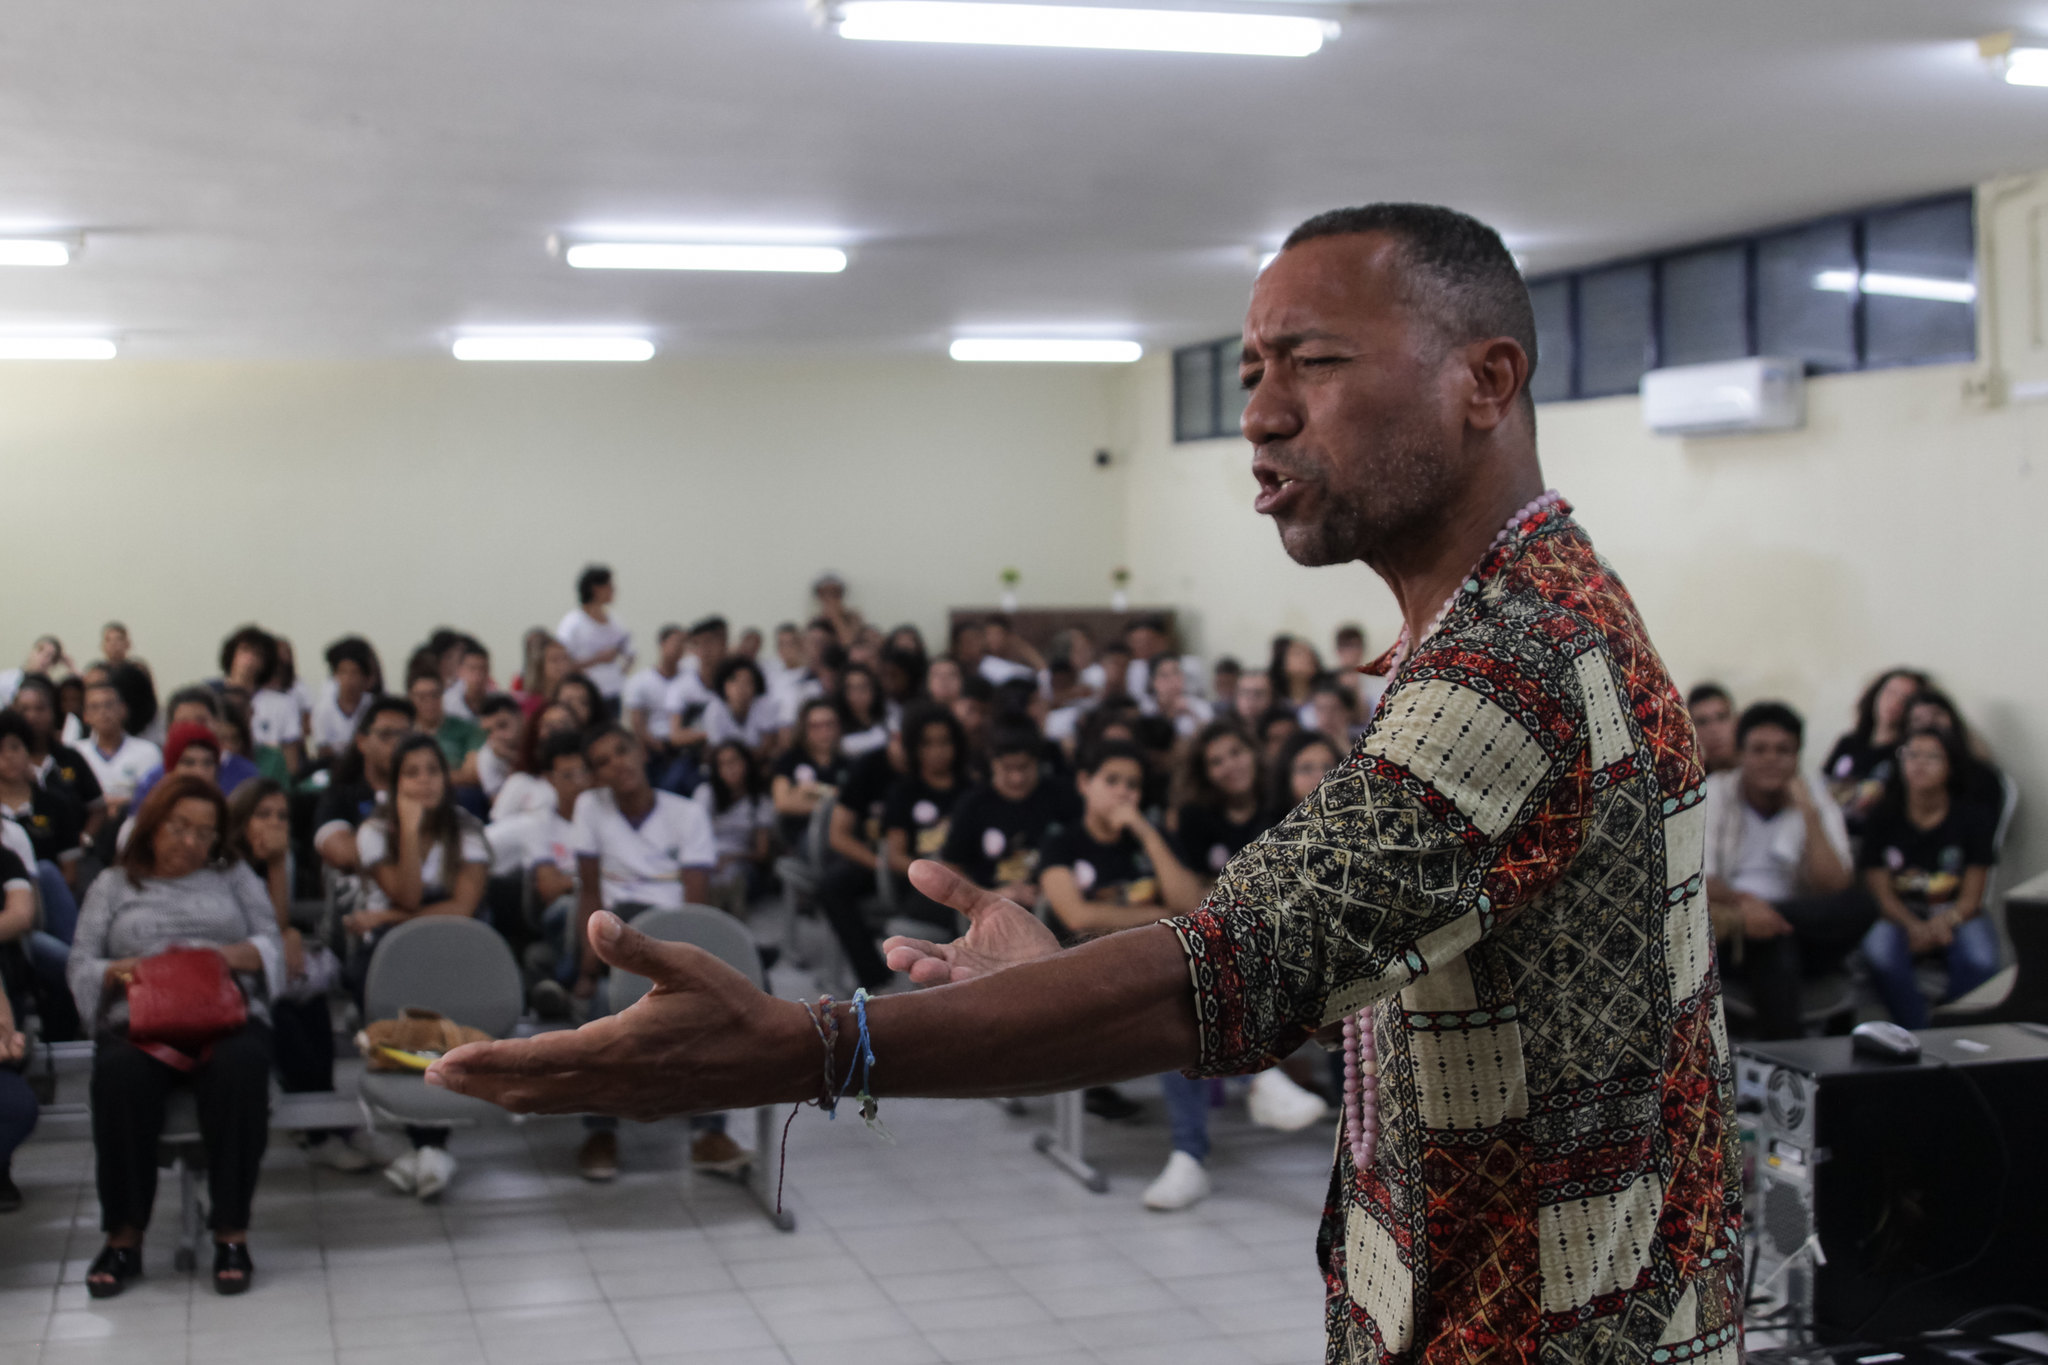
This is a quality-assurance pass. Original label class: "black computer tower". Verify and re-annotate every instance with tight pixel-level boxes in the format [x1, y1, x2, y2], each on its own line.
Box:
[1735, 1023, 2048, 1338]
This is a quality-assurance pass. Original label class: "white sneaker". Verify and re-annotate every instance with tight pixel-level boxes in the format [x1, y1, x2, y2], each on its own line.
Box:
[412, 1145, 458, 1201]
[383, 1148, 421, 1195]
[1248, 1070, 1330, 1132]
[1143, 1151, 1212, 1212]
[303, 1134, 373, 1173]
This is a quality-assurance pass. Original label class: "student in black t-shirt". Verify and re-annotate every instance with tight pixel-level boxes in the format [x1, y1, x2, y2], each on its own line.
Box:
[0, 709, 86, 890]
[1857, 727, 2001, 1028]
[1039, 741, 1203, 942]
[940, 719, 1078, 905]
[814, 732, 903, 992]
[880, 704, 970, 933]
[9, 675, 104, 828]
[1902, 689, 2008, 823]
[312, 697, 417, 872]
[1821, 667, 1929, 838]
[771, 699, 847, 851]
[1172, 720, 1270, 882]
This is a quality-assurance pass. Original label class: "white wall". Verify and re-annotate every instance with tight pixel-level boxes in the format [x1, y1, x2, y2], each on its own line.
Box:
[1113, 215, 2048, 883]
[0, 355, 1129, 686]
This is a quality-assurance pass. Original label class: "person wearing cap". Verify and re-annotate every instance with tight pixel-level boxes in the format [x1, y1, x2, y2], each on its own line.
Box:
[128, 689, 260, 813]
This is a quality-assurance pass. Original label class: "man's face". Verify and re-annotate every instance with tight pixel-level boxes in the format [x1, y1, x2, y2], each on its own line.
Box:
[460, 652, 490, 693]
[777, 629, 803, 668]
[408, 678, 445, 729]
[102, 628, 129, 662]
[660, 632, 688, 669]
[1129, 627, 1165, 661]
[952, 626, 985, 666]
[0, 736, 29, 784]
[334, 660, 366, 697]
[84, 687, 124, 737]
[1690, 698, 1736, 769]
[547, 754, 592, 808]
[12, 689, 52, 737]
[695, 631, 728, 675]
[589, 734, 644, 795]
[483, 708, 522, 758]
[991, 751, 1039, 802]
[1738, 725, 1800, 799]
[359, 712, 413, 779]
[1240, 234, 1479, 567]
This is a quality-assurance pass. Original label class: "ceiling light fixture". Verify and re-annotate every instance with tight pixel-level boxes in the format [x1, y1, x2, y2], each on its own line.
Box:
[0, 237, 79, 267]
[950, 338, 1142, 362]
[0, 337, 116, 359]
[1980, 31, 2048, 86]
[830, 2, 1332, 57]
[1812, 270, 1976, 304]
[562, 242, 848, 273]
[452, 337, 655, 362]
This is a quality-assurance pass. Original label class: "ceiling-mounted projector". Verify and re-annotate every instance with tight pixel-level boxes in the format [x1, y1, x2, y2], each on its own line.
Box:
[1640, 356, 1805, 437]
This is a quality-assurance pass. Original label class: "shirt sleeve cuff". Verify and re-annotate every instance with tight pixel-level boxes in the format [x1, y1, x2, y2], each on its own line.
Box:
[1165, 906, 1302, 1079]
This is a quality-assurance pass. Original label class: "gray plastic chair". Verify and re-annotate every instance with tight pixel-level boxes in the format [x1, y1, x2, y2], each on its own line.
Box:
[606, 905, 795, 1231]
[357, 917, 524, 1137]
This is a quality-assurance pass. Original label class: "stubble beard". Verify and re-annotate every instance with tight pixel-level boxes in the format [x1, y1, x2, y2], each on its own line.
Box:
[1276, 420, 1455, 570]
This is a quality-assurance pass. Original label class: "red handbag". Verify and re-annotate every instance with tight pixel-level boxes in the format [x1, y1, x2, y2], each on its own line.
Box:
[126, 947, 248, 1072]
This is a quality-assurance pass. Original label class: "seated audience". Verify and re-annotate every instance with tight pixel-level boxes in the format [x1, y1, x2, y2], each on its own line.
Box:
[68, 775, 282, 1297]
[78, 680, 161, 825]
[1308, 679, 1359, 752]
[975, 617, 1041, 687]
[109, 662, 159, 746]
[346, 735, 490, 1200]
[491, 702, 583, 821]
[624, 624, 688, 758]
[1271, 729, 1344, 815]
[312, 696, 416, 872]
[703, 658, 780, 753]
[568, 726, 734, 1179]
[1145, 655, 1212, 738]
[880, 704, 970, 932]
[0, 931, 34, 1213]
[558, 565, 633, 714]
[1822, 667, 1930, 838]
[489, 732, 590, 1018]
[218, 626, 303, 771]
[1232, 669, 1274, 727]
[443, 640, 493, 722]
[1902, 688, 2008, 821]
[816, 730, 906, 991]
[473, 695, 524, 800]
[272, 636, 316, 739]
[1209, 656, 1242, 712]
[836, 663, 891, 757]
[1686, 682, 1738, 776]
[940, 719, 1077, 906]
[310, 636, 378, 762]
[520, 638, 575, 719]
[0, 709, 87, 898]
[9, 675, 105, 819]
[0, 637, 66, 708]
[692, 741, 773, 917]
[1705, 702, 1865, 1040]
[1858, 727, 2001, 1027]
[132, 688, 259, 807]
[405, 658, 484, 789]
[1257, 705, 1303, 769]
[1269, 635, 1325, 720]
[550, 672, 604, 732]
[57, 675, 86, 748]
[771, 699, 847, 851]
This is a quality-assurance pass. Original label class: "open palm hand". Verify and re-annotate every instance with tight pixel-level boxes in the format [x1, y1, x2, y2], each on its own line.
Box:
[883, 861, 1061, 986]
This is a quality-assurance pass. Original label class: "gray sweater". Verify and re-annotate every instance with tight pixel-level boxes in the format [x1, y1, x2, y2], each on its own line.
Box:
[68, 863, 285, 1039]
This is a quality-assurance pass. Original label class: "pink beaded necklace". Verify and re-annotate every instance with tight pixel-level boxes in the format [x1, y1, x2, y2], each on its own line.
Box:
[1340, 488, 1563, 1175]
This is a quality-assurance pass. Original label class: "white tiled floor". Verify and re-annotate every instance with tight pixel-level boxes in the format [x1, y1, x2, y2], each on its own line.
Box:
[2, 1077, 1336, 1365]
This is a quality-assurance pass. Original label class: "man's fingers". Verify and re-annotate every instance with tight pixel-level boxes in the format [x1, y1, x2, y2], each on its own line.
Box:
[587, 910, 708, 982]
[908, 860, 1012, 923]
[429, 1024, 618, 1091]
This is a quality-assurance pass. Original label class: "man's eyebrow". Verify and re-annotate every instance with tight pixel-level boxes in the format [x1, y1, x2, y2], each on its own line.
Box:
[1241, 329, 1346, 365]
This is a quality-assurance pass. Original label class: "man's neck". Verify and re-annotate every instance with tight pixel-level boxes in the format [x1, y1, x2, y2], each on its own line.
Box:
[586, 605, 609, 624]
[1369, 461, 1545, 647]
[614, 784, 654, 821]
[93, 729, 124, 755]
[1741, 779, 1789, 818]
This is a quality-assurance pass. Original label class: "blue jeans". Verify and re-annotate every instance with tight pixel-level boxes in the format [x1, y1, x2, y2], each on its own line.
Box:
[1861, 912, 2001, 1030]
[34, 862, 78, 944]
[1159, 1072, 1212, 1162]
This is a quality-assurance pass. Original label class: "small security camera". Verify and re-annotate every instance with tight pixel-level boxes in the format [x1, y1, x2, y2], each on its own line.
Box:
[1094, 449, 1113, 468]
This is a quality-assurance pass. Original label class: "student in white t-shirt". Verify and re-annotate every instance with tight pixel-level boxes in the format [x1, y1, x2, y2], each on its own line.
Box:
[473, 695, 525, 800]
[76, 681, 160, 823]
[312, 637, 379, 761]
[691, 741, 775, 916]
[556, 565, 632, 705]
[567, 725, 737, 1179]
[343, 733, 491, 1200]
[700, 659, 781, 754]
[488, 732, 592, 1020]
[219, 624, 306, 771]
[443, 641, 493, 723]
[624, 626, 688, 756]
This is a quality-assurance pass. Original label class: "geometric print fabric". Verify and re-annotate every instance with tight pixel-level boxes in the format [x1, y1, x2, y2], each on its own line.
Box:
[1168, 505, 1742, 1365]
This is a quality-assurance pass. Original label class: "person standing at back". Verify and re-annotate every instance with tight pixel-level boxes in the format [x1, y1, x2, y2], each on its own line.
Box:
[557, 565, 633, 719]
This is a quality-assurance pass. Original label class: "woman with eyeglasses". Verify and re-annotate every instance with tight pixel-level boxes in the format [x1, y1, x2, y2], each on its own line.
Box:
[66, 774, 286, 1300]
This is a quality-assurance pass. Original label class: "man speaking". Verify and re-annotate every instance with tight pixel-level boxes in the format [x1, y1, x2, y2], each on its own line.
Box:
[430, 204, 1742, 1365]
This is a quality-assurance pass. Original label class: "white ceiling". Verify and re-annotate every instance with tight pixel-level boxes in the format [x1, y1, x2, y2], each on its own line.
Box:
[0, 0, 2044, 358]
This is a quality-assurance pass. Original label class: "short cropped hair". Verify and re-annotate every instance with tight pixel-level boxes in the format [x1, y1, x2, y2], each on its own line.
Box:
[1282, 203, 1537, 409]
[1737, 701, 1803, 750]
[1687, 682, 1732, 710]
[576, 564, 613, 605]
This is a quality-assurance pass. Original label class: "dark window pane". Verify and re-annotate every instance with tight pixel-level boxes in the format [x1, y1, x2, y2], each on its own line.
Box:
[1216, 339, 1250, 437]
[1578, 263, 1654, 397]
[1659, 245, 1748, 367]
[1174, 343, 1216, 441]
[1757, 221, 1858, 372]
[1528, 277, 1574, 402]
[1863, 197, 1976, 368]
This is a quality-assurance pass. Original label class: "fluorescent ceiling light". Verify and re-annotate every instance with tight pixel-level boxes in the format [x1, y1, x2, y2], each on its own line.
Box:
[950, 338, 1141, 362]
[2005, 46, 2048, 85]
[835, 2, 1331, 57]
[0, 238, 74, 267]
[0, 337, 115, 359]
[452, 337, 654, 362]
[1812, 270, 1976, 304]
[564, 243, 848, 273]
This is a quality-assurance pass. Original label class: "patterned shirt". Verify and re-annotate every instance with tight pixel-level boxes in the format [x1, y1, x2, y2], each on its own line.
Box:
[1167, 504, 1741, 1365]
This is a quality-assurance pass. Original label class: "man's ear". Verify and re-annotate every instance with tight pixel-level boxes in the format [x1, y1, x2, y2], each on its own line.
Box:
[1465, 337, 1530, 432]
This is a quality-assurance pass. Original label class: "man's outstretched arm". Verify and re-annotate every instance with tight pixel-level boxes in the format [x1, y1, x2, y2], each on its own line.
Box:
[426, 863, 1200, 1122]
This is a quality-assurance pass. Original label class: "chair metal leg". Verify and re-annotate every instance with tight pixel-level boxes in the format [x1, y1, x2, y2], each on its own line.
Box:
[174, 1152, 205, 1272]
[1031, 1090, 1108, 1193]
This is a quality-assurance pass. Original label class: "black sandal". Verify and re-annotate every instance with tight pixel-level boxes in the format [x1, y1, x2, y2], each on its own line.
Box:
[86, 1244, 143, 1299]
[213, 1241, 254, 1295]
